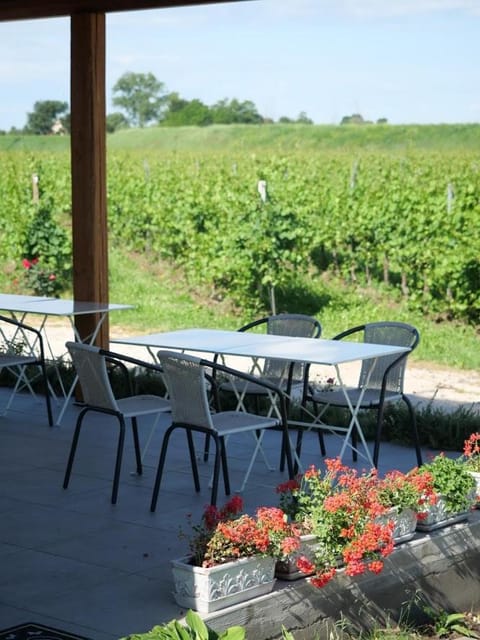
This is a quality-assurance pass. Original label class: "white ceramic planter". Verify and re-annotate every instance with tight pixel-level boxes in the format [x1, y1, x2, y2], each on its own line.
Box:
[377, 507, 418, 544]
[416, 493, 475, 532]
[171, 554, 276, 613]
[468, 470, 480, 508]
[275, 534, 318, 581]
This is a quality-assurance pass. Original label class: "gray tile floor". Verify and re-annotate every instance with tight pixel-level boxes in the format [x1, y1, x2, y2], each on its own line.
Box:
[0, 388, 443, 640]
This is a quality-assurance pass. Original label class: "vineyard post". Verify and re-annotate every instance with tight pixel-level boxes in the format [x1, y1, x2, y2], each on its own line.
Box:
[447, 182, 454, 213]
[32, 174, 39, 204]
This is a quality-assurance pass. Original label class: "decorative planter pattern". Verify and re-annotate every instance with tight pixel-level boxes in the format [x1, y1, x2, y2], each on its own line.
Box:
[275, 534, 318, 581]
[378, 507, 418, 544]
[171, 554, 276, 613]
[416, 493, 475, 532]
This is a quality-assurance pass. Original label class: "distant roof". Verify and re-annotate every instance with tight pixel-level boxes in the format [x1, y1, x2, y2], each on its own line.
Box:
[0, 0, 239, 22]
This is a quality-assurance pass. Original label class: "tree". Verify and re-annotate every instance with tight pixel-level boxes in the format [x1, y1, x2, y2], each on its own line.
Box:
[162, 95, 212, 126]
[106, 112, 129, 133]
[211, 98, 263, 124]
[296, 111, 313, 124]
[112, 72, 166, 127]
[25, 100, 69, 134]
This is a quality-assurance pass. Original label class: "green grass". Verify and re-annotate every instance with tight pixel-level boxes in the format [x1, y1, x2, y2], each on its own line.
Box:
[2, 122, 480, 154]
[103, 247, 479, 371]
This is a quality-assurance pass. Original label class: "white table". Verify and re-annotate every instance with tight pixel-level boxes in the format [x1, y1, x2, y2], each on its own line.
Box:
[113, 329, 409, 467]
[0, 295, 133, 425]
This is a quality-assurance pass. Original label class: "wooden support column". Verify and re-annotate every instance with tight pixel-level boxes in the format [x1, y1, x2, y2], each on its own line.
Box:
[70, 12, 108, 347]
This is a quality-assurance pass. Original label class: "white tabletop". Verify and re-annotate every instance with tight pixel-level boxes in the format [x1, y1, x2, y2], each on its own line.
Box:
[0, 297, 133, 316]
[114, 328, 408, 365]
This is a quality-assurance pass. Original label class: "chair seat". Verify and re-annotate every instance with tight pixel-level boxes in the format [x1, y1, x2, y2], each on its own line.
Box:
[0, 354, 40, 367]
[310, 387, 403, 409]
[211, 410, 279, 435]
[116, 394, 171, 418]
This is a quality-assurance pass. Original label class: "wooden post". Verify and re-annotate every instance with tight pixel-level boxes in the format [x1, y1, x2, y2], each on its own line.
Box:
[70, 13, 109, 347]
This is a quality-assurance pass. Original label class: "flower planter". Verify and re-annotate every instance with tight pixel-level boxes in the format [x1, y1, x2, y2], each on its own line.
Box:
[416, 493, 475, 532]
[171, 554, 276, 613]
[467, 471, 480, 508]
[377, 507, 418, 544]
[275, 534, 318, 581]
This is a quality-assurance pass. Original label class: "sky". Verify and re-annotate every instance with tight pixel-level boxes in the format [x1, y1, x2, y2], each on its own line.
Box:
[0, 0, 479, 131]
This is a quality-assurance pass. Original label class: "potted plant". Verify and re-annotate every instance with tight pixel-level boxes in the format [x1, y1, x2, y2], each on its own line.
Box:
[417, 453, 477, 531]
[172, 496, 300, 612]
[275, 464, 338, 580]
[461, 432, 480, 506]
[375, 467, 436, 543]
[276, 458, 402, 587]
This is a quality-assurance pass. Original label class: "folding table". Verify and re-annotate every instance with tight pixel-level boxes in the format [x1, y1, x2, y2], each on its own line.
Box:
[113, 329, 409, 467]
[0, 295, 133, 425]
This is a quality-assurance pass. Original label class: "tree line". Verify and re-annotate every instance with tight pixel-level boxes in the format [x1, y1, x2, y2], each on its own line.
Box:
[1, 71, 314, 135]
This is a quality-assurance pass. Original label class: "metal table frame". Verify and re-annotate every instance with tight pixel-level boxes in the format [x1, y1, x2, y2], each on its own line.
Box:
[0, 295, 133, 425]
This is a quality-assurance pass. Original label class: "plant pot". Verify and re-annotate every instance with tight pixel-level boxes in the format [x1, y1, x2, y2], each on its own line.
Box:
[275, 533, 318, 581]
[377, 507, 418, 544]
[171, 554, 276, 613]
[416, 493, 475, 532]
[467, 470, 480, 508]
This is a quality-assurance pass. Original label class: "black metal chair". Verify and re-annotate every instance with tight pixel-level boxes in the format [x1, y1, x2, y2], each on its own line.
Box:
[300, 321, 421, 468]
[0, 314, 53, 426]
[211, 314, 321, 469]
[63, 342, 171, 504]
[150, 350, 294, 509]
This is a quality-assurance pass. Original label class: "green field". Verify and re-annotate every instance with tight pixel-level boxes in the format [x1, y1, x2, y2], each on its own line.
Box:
[0, 123, 479, 371]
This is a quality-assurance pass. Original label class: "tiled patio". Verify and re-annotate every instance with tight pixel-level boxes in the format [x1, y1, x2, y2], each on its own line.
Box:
[0, 388, 444, 640]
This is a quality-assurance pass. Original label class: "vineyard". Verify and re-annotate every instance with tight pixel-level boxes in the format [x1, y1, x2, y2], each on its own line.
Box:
[0, 141, 479, 321]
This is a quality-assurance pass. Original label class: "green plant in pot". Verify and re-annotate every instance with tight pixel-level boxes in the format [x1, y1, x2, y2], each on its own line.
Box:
[417, 454, 476, 531]
[461, 433, 480, 506]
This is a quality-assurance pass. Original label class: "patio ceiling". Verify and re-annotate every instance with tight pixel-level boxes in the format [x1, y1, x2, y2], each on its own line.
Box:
[0, 0, 245, 345]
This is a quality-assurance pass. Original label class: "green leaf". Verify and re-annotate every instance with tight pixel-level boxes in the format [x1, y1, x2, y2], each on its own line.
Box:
[185, 610, 209, 639]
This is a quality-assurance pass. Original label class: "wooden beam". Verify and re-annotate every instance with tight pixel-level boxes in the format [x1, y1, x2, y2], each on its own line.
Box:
[70, 12, 109, 347]
[0, 0, 242, 22]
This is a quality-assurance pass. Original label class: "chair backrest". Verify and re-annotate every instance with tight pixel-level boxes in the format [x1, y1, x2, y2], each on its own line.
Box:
[66, 341, 119, 412]
[157, 350, 214, 430]
[240, 314, 321, 383]
[355, 322, 420, 393]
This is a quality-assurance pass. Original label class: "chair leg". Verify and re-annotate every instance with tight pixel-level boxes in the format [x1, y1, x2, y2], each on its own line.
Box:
[209, 435, 225, 507]
[351, 424, 358, 463]
[403, 395, 422, 467]
[373, 404, 386, 468]
[203, 433, 211, 462]
[186, 429, 201, 491]
[111, 417, 126, 504]
[63, 407, 88, 489]
[40, 361, 54, 427]
[219, 436, 231, 497]
[150, 424, 175, 512]
[131, 417, 143, 476]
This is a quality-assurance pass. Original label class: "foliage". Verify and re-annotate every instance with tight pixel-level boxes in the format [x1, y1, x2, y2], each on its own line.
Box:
[162, 94, 213, 127]
[461, 432, 480, 472]
[120, 608, 245, 640]
[421, 454, 476, 514]
[25, 100, 69, 134]
[421, 607, 480, 638]
[107, 112, 130, 133]
[181, 496, 299, 568]
[112, 72, 167, 127]
[20, 196, 71, 296]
